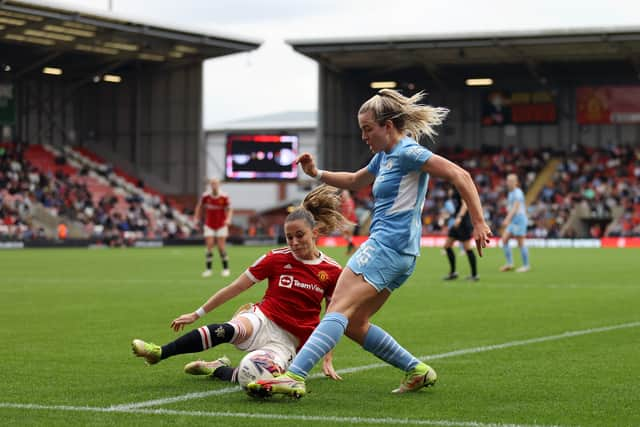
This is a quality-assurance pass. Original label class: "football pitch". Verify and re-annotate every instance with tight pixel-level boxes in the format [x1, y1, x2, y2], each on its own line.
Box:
[1, 245, 638, 427]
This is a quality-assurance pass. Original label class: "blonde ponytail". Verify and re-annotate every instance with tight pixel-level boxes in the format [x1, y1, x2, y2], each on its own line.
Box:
[359, 89, 449, 141]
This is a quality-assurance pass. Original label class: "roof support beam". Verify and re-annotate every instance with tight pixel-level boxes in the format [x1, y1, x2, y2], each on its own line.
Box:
[604, 36, 640, 80]
[14, 51, 63, 79]
[494, 40, 550, 87]
[418, 59, 447, 91]
[1, 2, 258, 51]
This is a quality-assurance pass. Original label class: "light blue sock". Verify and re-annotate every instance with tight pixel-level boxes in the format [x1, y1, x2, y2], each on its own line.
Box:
[288, 312, 348, 378]
[363, 324, 420, 371]
[520, 246, 530, 267]
[503, 243, 513, 265]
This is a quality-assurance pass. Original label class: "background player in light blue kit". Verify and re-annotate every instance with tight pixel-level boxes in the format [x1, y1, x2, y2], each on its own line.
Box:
[500, 173, 531, 272]
[247, 88, 492, 398]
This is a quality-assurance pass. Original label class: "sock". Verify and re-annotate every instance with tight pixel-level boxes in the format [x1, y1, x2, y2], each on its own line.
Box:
[288, 312, 348, 378]
[160, 323, 235, 359]
[205, 251, 213, 270]
[503, 243, 513, 265]
[466, 249, 477, 276]
[347, 239, 354, 252]
[445, 247, 456, 274]
[219, 249, 228, 270]
[213, 366, 237, 383]
[363, 324, 420, 371]
[519, 246, 530, 267]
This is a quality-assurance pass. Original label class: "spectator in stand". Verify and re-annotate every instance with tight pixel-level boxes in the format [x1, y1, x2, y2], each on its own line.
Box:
[194, 178, 233, 278]
[57, 222, 68, 240]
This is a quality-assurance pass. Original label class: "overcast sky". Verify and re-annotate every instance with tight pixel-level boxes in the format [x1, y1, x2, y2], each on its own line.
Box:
[42, 0, 640, 127]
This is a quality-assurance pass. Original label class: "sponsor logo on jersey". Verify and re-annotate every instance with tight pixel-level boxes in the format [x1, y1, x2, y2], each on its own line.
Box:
[284, 264, 293, 269]
[278, 275, 294, 288]
[278, 274, 324, 294]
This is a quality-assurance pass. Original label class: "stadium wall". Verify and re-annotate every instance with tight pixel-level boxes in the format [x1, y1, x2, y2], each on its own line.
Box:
[13, 63, 203, 196]
[317, 65, 640, 171]
[76, 63, 203, 195]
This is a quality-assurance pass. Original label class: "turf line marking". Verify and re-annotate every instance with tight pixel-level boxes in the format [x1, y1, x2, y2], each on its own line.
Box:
[0, 403, 567, 427]
[109, 387, 242, 409]
[113, 320, 640, 409]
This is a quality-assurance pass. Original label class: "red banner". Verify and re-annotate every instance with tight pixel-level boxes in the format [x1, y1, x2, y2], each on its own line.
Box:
[577, 86, 640, 124]
[482, 90, 557, 125]
[600, 237, 640, 248]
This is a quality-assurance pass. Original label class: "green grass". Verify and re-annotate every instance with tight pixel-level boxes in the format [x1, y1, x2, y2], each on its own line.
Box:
[0, 246, 638, 426]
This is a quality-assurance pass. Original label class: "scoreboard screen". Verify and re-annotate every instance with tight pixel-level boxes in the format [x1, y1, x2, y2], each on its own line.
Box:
[225, 134, 298, 180]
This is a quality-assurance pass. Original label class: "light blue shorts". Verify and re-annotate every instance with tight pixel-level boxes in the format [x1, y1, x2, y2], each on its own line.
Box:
[346, 238, 416, 292]
[507, 216, 527, 237]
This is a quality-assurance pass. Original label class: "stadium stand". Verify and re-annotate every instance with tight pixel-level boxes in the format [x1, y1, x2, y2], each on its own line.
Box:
[421, 144, 639, 239]
[3, 138, 638, 242]
[0, 142, 196, 244]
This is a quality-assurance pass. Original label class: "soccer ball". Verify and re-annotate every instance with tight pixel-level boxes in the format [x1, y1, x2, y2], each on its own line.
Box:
[236, 350, 284, 389]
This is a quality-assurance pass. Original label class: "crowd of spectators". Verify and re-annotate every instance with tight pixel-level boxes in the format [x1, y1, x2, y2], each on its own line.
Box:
[420, 146, 551, 236]
[420, 144, 639, 239]
[3, 141, 638, 243]
[1, 144, 41, 240]
[0, 143, 195, 244]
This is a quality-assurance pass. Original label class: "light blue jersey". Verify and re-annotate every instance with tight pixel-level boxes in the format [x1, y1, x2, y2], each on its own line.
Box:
[444, 199, 456, 228]
[508, 187, 526, 219]
[366, 137, 433, 256]
[507, 187, 527, 236]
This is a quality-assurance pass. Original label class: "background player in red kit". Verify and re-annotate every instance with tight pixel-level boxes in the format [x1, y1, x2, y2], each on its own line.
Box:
[194, 178, 233, 278]
[340, 189, 359, 254]
[132, 185, 350, 383]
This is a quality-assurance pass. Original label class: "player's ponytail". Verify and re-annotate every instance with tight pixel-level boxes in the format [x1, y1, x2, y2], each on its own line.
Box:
[286, 185, 353, 236]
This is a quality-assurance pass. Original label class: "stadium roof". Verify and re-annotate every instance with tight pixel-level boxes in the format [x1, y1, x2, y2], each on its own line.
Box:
[287, 26, 640, 76]
[0, 0, 261, 77]
[208, 111, 317, 131]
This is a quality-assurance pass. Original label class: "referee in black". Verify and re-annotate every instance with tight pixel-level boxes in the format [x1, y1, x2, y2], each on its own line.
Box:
[443, 187, 479, 281]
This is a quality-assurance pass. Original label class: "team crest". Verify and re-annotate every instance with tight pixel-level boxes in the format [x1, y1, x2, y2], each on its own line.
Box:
[317, 271, 329, 282]
[384, 159, 394, 170]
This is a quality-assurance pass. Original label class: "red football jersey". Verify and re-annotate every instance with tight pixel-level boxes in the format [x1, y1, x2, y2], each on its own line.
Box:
[341, 195, 357, 223]
[200, 192, 230, 229]
[246, 247, 342, 349]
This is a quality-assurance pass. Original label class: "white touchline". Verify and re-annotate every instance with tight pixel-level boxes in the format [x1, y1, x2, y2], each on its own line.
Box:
[0, 403, 567, 427]
[109, 387, 241, 410]
[112, 320, 640, 409]
[2, 319, 637, 424]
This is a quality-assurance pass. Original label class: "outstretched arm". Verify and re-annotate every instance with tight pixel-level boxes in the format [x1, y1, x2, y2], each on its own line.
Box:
[170, 273, 255, 331]
[296, 153, 374, 191]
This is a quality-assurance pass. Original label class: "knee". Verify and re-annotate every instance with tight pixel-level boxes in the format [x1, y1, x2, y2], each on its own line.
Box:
[345, 321, 369, 345]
